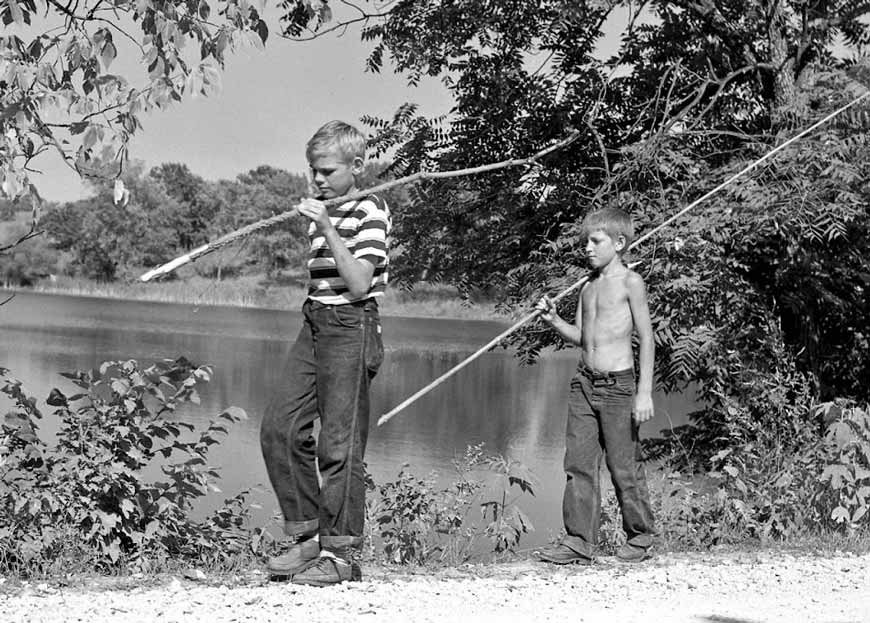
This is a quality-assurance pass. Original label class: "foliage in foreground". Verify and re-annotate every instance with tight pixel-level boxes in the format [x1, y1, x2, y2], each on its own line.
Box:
[365, 443, 536, 565]
[638, 401, 870, 548]
[0, 360, 537, 577]
[0, 358, 257, 576]
[2, 357, 866, 579]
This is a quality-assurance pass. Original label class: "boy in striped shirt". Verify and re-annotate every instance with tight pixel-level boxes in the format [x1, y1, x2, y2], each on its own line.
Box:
[260, 121, 391, 586]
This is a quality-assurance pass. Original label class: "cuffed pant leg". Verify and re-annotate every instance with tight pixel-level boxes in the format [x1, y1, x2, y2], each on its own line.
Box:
[260, 322, 320, 535]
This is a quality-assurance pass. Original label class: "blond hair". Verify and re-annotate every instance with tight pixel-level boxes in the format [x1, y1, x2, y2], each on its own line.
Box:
[582, 207, 634, 253]
[306, 120, 367, 163]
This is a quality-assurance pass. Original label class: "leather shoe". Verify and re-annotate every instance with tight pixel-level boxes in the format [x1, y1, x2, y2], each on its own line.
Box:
[291, 553, 361, 586]
[536, 543, 593, 565]
[266, 537, 320, 576]
[616, 542, 652, 562]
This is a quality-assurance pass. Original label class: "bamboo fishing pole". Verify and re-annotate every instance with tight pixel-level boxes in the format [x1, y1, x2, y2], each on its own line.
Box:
[376, 89, 870, 426]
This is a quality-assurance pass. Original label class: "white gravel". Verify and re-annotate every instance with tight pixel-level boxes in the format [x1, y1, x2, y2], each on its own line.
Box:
[1, 550, 867, 623]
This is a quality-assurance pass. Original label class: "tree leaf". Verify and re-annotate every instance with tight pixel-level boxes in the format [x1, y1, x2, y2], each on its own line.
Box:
[100, 41, 117, 70]
[8, 0, 24, 25]
[256, 19, 268, 44]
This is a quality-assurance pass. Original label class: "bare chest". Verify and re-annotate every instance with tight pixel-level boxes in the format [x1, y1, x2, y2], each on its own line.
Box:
[582, 279, 628, 316]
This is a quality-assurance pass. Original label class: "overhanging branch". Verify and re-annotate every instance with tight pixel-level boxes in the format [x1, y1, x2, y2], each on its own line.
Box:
[138, 130, 583, 281]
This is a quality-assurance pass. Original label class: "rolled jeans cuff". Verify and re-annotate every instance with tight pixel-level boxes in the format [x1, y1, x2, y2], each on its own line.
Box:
[284, 518, 318, 539]
[321, 535, 363, 551]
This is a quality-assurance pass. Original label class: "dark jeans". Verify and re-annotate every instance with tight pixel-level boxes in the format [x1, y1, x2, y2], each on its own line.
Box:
[561, 362, 655, 555]
[260, 298, 384, 552]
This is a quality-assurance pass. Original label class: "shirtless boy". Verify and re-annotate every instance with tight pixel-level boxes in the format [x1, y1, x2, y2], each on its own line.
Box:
[535, 207, 656, 564]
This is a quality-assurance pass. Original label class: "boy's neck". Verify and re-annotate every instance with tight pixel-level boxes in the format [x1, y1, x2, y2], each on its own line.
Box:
[595, 255, 627, 277]
[321, 185, 360, 204]
[338, 185, 360, 201]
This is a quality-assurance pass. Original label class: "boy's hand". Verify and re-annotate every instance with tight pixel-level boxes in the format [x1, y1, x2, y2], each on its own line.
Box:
[297, 198, 333, 233]
[535, 295, 557, 323]
[633, 392, 654, 423]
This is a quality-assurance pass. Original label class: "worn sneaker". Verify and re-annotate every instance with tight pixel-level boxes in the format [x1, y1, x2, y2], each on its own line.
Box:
[536, 543, 593, 565]
[616, 542, 652, 563]
[266, 537, 320, 576]
[291, 553, 362, 586]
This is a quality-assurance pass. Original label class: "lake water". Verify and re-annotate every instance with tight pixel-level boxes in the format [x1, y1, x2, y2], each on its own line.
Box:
[0, 291, 695, 549]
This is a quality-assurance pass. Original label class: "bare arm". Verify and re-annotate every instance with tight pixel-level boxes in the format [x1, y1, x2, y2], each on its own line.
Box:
[299, 198, 375, 299]
[626, 272, 655, 422]
[536, 287, 584, 346]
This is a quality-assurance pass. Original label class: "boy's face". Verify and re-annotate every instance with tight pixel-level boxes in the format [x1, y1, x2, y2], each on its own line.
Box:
[585, 228, 625, 268]
[308, 149, 363, 199]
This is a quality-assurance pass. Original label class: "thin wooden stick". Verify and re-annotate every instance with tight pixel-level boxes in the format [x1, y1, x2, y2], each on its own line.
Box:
[376, 90, 870, 426]
[138, 131, 583, 282]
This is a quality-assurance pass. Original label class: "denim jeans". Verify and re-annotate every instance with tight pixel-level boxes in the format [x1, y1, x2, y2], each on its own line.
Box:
[260, 298, 384, 552]
[561, 362, 655, 555]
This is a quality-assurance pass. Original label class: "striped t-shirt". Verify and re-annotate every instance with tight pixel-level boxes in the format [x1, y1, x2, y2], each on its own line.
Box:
[307, 194, 391, 305]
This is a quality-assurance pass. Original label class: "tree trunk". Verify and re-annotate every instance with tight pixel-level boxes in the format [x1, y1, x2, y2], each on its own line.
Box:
[767, 1, 803, 116]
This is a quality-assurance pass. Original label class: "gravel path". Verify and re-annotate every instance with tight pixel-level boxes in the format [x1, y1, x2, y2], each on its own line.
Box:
[1, 550, 867, 623]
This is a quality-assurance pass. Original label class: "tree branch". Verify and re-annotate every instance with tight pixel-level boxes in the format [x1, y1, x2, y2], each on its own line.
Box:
[280, 9, 394, 41]
[139, 130, 585, 281]
[0, 228, 44, 254]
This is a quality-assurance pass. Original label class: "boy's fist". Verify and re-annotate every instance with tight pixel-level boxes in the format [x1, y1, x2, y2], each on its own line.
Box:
[297, 198, 332, 232]
[536, 295, 557, 322]
[633, 393, 654, 423]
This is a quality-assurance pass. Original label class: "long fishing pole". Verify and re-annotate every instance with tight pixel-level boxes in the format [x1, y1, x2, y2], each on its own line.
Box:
[376, 89, 870, 427]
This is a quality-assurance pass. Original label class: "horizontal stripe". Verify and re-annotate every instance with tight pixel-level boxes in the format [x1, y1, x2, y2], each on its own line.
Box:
[309, 266, 388, 281]
[354, 240, 387, 252]
[308, 282, 388, 298]
[308, 292, 385, 305]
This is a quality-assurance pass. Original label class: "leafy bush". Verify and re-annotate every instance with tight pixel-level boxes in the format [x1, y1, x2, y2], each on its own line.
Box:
[812, 402, 870, 532]
[651, 400, 870, 546]
[366, 444, 536, 565]
[0, 358, 256, 576]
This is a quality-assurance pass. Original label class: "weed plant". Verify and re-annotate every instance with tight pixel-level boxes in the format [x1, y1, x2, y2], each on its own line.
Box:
[364, 443, 536, 565]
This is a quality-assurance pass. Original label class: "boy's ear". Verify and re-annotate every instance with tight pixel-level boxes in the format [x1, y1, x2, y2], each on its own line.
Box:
[614, 234, 627, 252]
[351, 156, 364, 175]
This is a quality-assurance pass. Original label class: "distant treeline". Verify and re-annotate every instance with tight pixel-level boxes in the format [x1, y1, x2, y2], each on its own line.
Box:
[0, 161, 398, 286]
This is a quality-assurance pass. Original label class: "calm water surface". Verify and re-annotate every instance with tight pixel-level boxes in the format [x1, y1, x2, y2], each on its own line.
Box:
[0, 291, 695, 548]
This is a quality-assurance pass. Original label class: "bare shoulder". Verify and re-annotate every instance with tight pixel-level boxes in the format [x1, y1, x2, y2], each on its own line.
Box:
[624, 269, 647, 291]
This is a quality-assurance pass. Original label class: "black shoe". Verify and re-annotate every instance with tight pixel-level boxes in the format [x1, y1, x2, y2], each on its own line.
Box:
[616, 542, 652, 563]
[536, 543, 593, 565]
[291, 554, 362, 586]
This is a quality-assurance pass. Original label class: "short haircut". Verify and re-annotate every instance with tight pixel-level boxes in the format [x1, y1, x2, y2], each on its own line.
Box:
[306, 120, 367, 163]
[582, 207, 635, 251]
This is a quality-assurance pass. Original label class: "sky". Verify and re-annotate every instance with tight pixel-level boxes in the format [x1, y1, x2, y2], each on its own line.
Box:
[27, 7, 450, 202]
[28, 5, 630, 204]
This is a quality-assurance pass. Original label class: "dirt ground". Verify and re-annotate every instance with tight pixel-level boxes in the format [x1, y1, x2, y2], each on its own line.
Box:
[1, 549, 867, 623]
